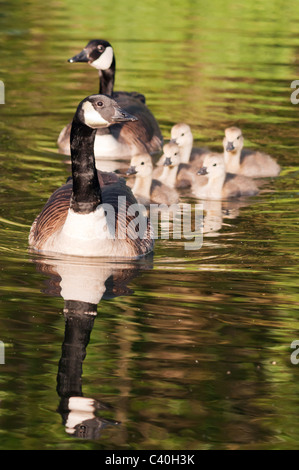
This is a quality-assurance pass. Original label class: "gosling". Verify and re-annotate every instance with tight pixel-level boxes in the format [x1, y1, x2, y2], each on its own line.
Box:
[126, 154, 179, 206]
[192, 153, 260, 200]
[223, 127, 280, 177]
[157, 123, 209, 168]
[154, 141, 195, 189]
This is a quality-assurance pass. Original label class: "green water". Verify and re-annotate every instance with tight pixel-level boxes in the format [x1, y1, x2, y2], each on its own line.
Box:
[1, 0, 299, 450]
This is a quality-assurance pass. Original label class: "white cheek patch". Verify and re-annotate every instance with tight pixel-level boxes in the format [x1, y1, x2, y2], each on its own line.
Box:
[82, 101, 109, 128]
[90, 46, 114, 70]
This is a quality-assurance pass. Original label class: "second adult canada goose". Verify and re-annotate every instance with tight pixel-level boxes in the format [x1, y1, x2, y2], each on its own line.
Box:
[126, 154, 179, 206]
[57, 39, 163, 158]
[155, 142, 195, 189]
[223, 127, 280, 177]
[192, 153, 260, 200]
[30, 95, 154, 258]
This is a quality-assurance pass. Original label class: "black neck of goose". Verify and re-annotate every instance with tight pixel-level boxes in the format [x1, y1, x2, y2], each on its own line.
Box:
[70, 117, 102, 214]
[57, 303, 96, 401]
[98, 58, 116, 96]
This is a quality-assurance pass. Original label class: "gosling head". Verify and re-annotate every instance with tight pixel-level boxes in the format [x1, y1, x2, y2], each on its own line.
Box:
[76, 94, 137, 129]
[68, 39, 114, 71]
[126, 154, 153, 178]
[170, 123, 193, 148]
[162, 142, 181, 168]
[197, 153, 226, 178]
[223, 127, 244, 153]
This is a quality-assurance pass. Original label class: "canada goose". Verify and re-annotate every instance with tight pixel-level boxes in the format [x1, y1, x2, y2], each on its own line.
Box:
[155, 142, 195, 189]
[29, 94, 154, 258]
[57, 39, 163, 158]
[192, 153, 260, 200]
[223, 126, 280, 177]
[126, 154, 179, 206]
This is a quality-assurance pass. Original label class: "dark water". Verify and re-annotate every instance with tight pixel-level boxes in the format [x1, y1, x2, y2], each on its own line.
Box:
[1, 0, 299, 450]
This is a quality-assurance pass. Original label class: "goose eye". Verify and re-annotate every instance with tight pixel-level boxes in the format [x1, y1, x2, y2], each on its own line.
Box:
[96, 101, 104, 107]
[97, 45, 104, 52]
[141, 162, 144, 165]
[213, 163, 217, 166]
[174, 152, 178, 156]
[181, 133, 184, 136]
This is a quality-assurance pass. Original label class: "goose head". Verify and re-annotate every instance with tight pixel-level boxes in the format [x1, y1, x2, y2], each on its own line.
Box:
[68, 39, 114, 71]
[197, 153, 226, 179]
[223, 126, 244, 153]
[162, 142, 181, 168]
[170, 123, 193, 149]
[76, 94, 137, 129]
[126, 154, 153, 178]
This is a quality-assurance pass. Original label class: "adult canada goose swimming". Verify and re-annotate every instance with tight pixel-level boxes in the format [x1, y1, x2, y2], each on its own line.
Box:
[57, 39, 163, 158]
[192, 153, 259, 200]
[30, 94, 154, 258]
[223, 127, 280, 177]
[155, 141, 195, 189]
[126, 154, 179, 206]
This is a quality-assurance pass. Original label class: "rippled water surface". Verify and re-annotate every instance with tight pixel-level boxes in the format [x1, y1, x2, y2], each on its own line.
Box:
[1, 0, 299, 450]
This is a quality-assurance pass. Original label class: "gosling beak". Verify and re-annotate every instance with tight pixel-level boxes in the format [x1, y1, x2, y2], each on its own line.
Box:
[197, 166, 208, 175]
[163, 157, 172, 166]
[112, 107, 138, 122]
[68, 49, 89, 63]
[169, 139, 177, 144]
[126, 166, 137, 176]
[226, 141, 235, 152]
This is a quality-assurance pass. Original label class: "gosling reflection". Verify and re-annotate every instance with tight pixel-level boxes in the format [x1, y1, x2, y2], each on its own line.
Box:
[33, 255, 152, 439]
[202, 199, 253, 236]
[202, 200, 223, 236]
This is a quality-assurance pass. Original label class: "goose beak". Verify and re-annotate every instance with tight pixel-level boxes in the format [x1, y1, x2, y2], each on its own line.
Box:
[126, 166, 137, 175]
[163, 157, 172, 166]
[197, 166, 208, 175]
[169, 139, 177, 144]
[68, 49, 89, 63]
[112, 107, 138, 122]
[226, 141, 235, 152]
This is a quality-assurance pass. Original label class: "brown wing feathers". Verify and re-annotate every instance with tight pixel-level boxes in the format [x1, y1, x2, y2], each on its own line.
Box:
[102, 177, 154, 256]
[113, 95, 163, 154]
[29, 182, 71, 249]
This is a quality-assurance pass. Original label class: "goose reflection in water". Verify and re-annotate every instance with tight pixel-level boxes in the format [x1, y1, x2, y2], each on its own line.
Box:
[198, 198, 255, 237]
[33, 254, 153, 440]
